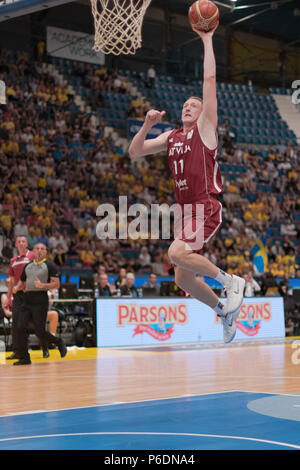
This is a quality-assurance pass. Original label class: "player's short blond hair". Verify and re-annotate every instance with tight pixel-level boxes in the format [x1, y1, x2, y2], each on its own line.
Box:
[188, 96, 203, 103]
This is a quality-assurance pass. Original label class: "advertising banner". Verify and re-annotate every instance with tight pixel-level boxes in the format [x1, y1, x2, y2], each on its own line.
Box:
[127, 119, 173, 140]
[47, 26, 105, 65]
[96, 297, 285, 347]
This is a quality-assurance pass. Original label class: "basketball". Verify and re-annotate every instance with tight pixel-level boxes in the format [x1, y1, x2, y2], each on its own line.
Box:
[188, 0, 219, 32]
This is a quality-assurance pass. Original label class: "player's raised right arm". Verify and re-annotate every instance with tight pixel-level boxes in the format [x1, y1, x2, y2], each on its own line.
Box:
[128, 109, 171, 157]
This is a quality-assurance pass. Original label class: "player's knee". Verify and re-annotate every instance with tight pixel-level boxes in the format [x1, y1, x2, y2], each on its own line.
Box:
[168, 242, 185, 265]
[168, 244, 176, 264]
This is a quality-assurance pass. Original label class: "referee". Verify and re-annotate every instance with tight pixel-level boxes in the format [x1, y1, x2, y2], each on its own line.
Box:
[13, 242, 67, 365]
[4, 236, 34, 360]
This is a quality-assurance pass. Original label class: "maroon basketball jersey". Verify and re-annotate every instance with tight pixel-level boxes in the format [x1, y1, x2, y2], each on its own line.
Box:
[167, 124, 222, 204]
[9, 250, 35, 285]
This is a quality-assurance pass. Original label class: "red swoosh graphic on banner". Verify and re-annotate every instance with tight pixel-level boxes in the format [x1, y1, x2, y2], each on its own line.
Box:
[133, 324, 174, 341]
[237, 321, 261, 336]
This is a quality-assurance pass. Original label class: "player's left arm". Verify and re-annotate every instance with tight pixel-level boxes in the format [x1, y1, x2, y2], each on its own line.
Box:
[13, 280, 26, 293]
[194, 24, 218, 149]
[1, 294, 12, 318]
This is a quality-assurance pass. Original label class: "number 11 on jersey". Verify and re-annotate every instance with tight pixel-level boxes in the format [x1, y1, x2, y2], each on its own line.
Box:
[173, 159, 184, 175]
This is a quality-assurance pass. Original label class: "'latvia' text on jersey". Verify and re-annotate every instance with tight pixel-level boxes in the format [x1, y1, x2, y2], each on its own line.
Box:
[167, 124, 222, 204]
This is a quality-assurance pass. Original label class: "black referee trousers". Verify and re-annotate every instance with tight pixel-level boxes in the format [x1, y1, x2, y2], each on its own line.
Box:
[11, 291, 25, 353]
[17, 292, 61, 360]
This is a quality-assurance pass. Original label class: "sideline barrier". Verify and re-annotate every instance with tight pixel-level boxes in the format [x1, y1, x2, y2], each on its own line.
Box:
[96, 297, 285, 347]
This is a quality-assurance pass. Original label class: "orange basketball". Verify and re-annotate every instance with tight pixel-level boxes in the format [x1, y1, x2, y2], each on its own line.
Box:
[188, 0, 219, 32]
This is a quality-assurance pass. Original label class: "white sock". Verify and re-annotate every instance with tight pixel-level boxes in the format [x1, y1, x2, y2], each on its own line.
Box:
[215, 269, 232, 288]
[214, 301, 226, 317]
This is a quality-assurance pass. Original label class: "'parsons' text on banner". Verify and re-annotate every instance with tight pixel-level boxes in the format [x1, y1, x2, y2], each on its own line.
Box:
[96, 297, 285, 347]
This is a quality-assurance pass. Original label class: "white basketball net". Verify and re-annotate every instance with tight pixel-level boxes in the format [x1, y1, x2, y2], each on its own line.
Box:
[90, 0, 152, 55]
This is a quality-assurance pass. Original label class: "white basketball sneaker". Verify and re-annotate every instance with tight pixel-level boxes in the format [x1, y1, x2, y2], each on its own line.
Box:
[218, 308, 238, 344]
[224, 275, 245, 315]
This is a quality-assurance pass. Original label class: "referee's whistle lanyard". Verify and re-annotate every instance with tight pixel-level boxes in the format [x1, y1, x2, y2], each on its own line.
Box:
[33, 258, 47, 265]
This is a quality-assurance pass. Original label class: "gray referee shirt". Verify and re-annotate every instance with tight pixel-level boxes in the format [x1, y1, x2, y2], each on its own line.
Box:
[21, 259, 58, 292]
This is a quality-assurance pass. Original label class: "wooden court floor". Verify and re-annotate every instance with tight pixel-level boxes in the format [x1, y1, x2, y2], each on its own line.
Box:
[1, 339, 300, 417]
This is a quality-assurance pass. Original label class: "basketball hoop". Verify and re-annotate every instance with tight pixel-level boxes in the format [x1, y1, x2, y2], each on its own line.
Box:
[90, 0, 152, 55]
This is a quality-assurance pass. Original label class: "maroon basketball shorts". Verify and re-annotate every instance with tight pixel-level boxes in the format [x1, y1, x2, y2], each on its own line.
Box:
[173, 197, 222, 255]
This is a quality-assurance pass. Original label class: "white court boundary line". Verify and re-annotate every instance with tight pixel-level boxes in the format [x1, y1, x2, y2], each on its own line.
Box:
[0, 432, 299, 449]
[0, 390, 239, 417]
[1, 389, 299, 418]
[2, 388, 300, 418]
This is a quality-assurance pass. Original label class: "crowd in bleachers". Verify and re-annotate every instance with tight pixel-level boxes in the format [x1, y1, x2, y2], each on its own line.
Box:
[0, 48, 299, 286]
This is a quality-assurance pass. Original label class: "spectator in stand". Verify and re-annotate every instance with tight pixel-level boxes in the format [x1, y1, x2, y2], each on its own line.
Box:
[260, 271, 278, 296]
[277, 139, 286, 154]
[96, 273, 113, 297]
[138, 246, 151, 271]
[0, 208, 13, 236]
[49, 231, 68, 253]
[103, 253, 118, 274]
[146, 65, 156, 88]
[37, 228, 49, 247]
[127, 96, 148, 120]
[112, 71, 127, 94]
[270, 240, 284, 258]
[79, 241, 97, 267]
[52, 243, 66, 266]
[93, 264, 106, 283]
[115, 267, 127, 290]
[282, 235, 296, 256]
[280, 220, 297, 237]
[120, 272, 138, 297]
[143, 272, 160, 295]
[1, 239, 14, 264]
[14, 217, 29, 238]
[278, 273, 293, 297]
[243, 272, 261, 297]
[151, 254, 166, 276]
[27, 227, 39, 249]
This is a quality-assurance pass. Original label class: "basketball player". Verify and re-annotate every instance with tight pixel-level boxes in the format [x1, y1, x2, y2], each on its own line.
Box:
[4, 236, 35, 359]
[129, 24, 245, 343]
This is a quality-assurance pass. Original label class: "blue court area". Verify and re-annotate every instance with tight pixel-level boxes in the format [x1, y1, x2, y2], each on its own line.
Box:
[0, 392, 300, 450]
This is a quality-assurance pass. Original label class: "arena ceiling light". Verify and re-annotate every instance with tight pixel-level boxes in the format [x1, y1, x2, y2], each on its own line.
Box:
[227, 0, 295, 26]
